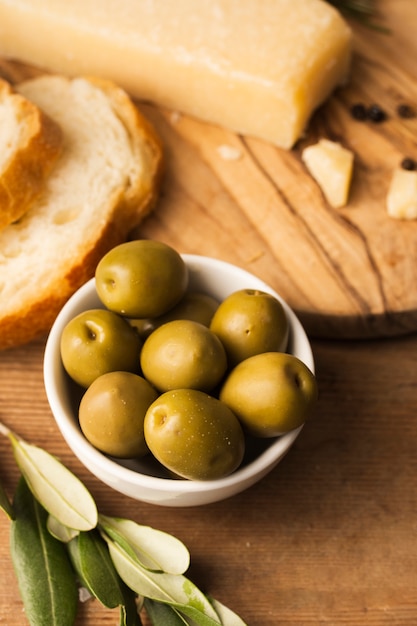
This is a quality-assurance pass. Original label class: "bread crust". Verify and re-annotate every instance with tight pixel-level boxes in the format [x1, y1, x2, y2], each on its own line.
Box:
[0, 78, 63, 230]
[0, 216, 127, 349]
[0, 75, 164, 350]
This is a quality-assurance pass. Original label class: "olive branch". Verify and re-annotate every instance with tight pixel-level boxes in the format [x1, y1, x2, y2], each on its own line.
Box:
[0, 423, 247, 626]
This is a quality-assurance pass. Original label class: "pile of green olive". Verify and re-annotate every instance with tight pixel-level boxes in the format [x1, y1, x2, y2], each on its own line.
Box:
[60, 240, 318, 481]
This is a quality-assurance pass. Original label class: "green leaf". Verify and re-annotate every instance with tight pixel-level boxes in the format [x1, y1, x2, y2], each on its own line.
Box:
[168, 604, 223, 626]
[67, 535, 88, 587]
[104, 537, 221, 625]
[209, 598, 249, 626]
[68, 530, 125, 609]
[0, 425, 247, 626]
[119, 585, 143, 626]
[144, 598, 189, 625]
[100, 521, 141, 561]
[47, 515, 80, 542]
[10, 476, 78, 626]
[9, 433, 98, 531]
[99, 514, 190, 574]
[0, 476, 14, 519]
[67, 530, 142, 625]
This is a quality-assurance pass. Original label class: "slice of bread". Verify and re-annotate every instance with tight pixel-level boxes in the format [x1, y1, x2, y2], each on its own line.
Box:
[0, 77, 63, 230]
[0, 75, 163, 349]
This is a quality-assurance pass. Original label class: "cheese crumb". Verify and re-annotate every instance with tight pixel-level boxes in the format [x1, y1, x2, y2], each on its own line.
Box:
[302, 139, 354, 208]
[217, 145, 242, 161]
[169, 111, 182, 124]
[387, 168, 417, 219]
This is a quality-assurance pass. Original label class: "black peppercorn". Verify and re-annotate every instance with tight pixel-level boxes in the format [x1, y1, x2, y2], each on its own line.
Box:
[350, 103, 367, 121]
[397, 104, 416, 119]
[401, 157, 416, 171]
[367, 104, 387, 123]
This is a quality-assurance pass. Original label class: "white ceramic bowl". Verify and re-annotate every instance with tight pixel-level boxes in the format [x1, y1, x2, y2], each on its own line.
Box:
[44, 254, 315, 507]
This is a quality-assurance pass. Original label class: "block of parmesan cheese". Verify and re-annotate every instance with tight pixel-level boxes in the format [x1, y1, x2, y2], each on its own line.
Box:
[0, 0, 352, 148]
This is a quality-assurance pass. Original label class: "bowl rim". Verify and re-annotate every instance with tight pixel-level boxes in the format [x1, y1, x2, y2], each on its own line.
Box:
[44, 253, 314, 496]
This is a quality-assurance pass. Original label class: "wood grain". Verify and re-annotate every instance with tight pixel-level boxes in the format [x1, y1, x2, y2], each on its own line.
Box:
[2, 332, 417, 625]
[1, 1, 416, 339]
[1, 6, 417, 625]
[134, 4, 417, 340]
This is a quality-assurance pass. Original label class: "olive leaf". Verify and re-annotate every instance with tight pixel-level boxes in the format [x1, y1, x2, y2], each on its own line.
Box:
[103, 537, 223, 625]
[143, 597, 190, 625]
[120, 603, 143, 626]
[0, 476, 14, 519]
[99, 514, 190, 574]
[10, 476, 78, 626]
[8, 431, 98, 531]
[119, 585, 144, 626]
[1, 424, 247, 625]
[47, 514, 80, 542]
[68, 530, 126, 608]
[100, 520, 140, 562]
[209, 597, 249, 626]
[68, 529, 143, 625]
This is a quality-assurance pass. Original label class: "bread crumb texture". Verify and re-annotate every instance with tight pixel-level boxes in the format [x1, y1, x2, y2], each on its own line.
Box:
[0, 77, 63, 229]
[0, 75, 163, 349]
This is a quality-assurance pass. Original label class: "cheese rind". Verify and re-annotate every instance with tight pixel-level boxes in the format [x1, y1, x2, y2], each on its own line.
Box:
[0, 0, 352, 148]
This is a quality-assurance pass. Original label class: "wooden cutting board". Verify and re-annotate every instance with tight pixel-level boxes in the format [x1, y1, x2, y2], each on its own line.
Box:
[1, 0, 416, 339]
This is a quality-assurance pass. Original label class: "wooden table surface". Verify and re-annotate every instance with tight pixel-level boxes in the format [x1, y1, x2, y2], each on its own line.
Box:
[2, 2, 417, 625]
[2, 0, 417, 342]
[1, 330, 417, 625]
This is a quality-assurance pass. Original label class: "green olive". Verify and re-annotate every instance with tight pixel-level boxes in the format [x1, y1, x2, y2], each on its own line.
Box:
[140, 319, 227, 392]
[209, 289, 289, 366]
[60, 308, 142, 388]
[79, 371, 158, 458]
[220, 352, 318, 437]
[144, 388, 245, 480]
[95, 240, 188, 318]
[130, 292, 219, 339]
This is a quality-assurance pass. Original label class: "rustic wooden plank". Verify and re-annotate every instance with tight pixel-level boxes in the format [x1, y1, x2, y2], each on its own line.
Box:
[1, 2, 417, 340]
[136, 0, 417, 338]
[1, 5, 417, 625]
[2, 332, 417, 625]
